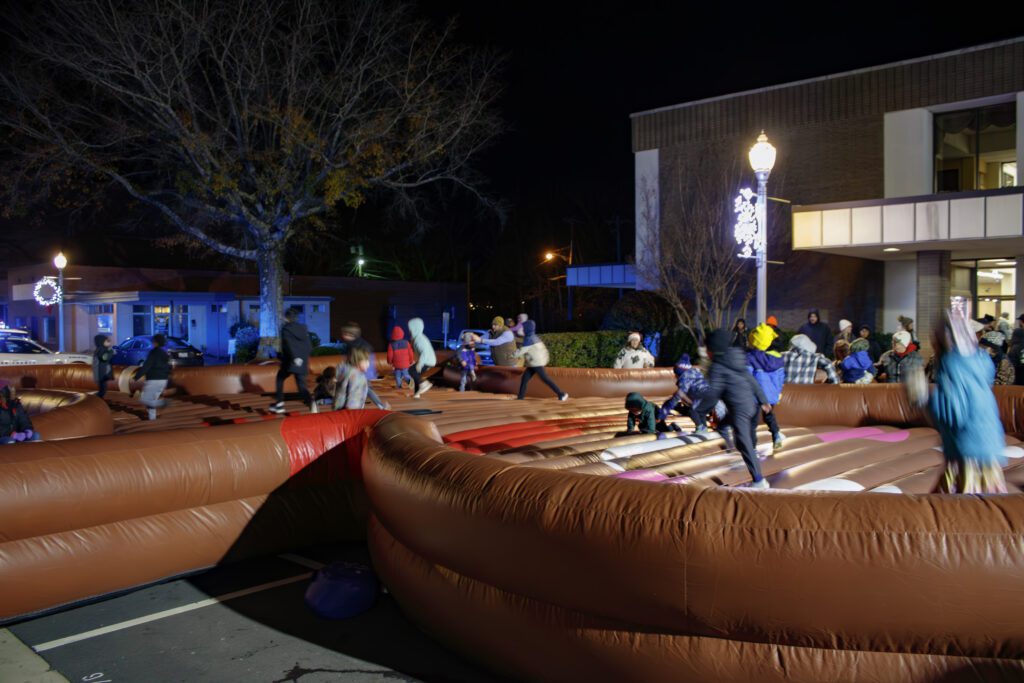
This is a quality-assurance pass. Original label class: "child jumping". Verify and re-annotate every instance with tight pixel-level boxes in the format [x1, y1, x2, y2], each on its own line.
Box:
[133, 333, 171, 421]
[408, 317, 436, 399]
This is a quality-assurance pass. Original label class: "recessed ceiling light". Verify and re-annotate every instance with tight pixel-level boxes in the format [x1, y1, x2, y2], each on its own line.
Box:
[997, 261, 1015, 266]
[883, 247, 900, 252]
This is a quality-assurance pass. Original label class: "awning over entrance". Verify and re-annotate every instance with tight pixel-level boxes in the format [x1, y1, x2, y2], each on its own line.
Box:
[792, 187, 1024, 260]
[567, 263, 636, 288]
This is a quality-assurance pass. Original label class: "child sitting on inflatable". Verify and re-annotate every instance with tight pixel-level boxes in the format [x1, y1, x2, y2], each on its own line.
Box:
[333, 347, 370, 410]
[0, 381, 41, 444]
[313, 366, 337, 407]
[619, 392, 658, 436]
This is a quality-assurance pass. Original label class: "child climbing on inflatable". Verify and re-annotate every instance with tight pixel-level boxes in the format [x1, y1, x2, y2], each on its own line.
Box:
[619, 392, 657, 436]
[313, 366, 337, 408]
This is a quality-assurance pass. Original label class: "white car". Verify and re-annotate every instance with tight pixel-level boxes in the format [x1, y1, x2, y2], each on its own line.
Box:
[0, 333, 92, 366]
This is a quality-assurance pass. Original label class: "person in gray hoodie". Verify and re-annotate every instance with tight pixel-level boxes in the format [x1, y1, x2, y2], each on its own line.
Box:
[514, 320, 568, 400]
[407, 317, 437, 398]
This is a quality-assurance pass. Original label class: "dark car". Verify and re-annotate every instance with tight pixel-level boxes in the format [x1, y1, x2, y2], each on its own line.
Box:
[113, 335, 205, 367]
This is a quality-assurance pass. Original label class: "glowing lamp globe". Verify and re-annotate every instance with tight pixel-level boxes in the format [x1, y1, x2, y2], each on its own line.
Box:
[748, 132, 776, 173]
[53, 252, 68, 270]
[544, 252, 554, 261]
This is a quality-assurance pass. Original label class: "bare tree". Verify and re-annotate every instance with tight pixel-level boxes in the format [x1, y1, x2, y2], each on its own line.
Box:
[638, 151, 755, 343]
[0, 0, 502, 355]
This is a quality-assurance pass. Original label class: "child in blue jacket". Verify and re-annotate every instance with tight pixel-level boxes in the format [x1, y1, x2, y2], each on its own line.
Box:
[747, 323, 785, 450]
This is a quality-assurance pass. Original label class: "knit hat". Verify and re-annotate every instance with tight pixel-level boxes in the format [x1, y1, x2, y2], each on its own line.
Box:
[675, 353, 692, 370]
[898, 315, 913, 328]
[627, 331, 642, 344]
[981, 331, 1006, 349]
[850, 338, 870, 353]
[748, 323, 777, 352]
[707, 329, 730, 354]
[892, 331, 912, 348]
[766, 315, 778, 327]
[980, 314, 995, 325]
[461, 331, 477, 344]
[789, 334, 816, 354]
[839, 319, 852, 332]
[491, 316, 505, 328]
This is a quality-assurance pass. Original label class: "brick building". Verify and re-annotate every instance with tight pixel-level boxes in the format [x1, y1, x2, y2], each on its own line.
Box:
[630, 37, 1024, 354]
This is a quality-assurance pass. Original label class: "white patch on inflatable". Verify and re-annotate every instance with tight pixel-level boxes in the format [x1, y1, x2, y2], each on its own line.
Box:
[868, 485, 903, 494]
[1003, 446, 1024, 459]
[604, 461, 625, 472]
[793, 478, 865, 492]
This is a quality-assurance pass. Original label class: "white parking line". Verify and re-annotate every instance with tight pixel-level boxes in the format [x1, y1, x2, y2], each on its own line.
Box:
[31, 572, 312, 653]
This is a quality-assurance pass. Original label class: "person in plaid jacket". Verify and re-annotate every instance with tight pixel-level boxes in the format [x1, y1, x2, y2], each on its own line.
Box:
[783, 334, 839, 384]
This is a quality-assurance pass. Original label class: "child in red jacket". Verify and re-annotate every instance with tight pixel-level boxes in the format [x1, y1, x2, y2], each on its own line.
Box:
[387, 326, 415, 389]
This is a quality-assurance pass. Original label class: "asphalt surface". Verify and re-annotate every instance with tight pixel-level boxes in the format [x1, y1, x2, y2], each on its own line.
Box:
[8, 543, 502, 683]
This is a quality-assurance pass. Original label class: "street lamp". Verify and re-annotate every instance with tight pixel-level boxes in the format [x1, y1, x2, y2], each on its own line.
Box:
[747, 131, 776, 325]
[53, 251, 67, 352]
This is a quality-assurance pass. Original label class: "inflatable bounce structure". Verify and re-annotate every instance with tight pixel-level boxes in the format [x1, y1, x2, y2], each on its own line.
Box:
[1, 362, 1022, 681]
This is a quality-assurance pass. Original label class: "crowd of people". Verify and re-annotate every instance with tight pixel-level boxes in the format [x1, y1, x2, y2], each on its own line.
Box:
[3, 303, 1014, 495]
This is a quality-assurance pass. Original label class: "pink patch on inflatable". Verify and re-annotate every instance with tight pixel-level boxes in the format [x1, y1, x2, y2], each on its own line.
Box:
[865, 431, 910, 442]
[818, 427, 885, 443]
[614, 470, 669, 482]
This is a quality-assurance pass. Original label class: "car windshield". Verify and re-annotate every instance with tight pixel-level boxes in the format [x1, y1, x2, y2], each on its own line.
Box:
[1, 338, 50, 354]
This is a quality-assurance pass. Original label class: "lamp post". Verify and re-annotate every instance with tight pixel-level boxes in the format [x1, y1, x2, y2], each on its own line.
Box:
[747, 131, 777, 325]
[53, 251, 67, 352]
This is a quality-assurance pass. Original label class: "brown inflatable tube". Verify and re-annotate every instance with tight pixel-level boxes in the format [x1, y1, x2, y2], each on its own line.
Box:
[0, 410, 385, 621]
[363, 396, 1024, 681]
[18, 389, 114, 440]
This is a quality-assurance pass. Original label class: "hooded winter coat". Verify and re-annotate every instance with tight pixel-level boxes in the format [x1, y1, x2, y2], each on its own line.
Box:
[798, 309, 834, 359]
[280, 319, 312, 371]
[857, 327, 883, 362]
[408, 318, 436, 372]
[0, 387, 34, 438]
[516, 320, 550, 368]
[841, 351, 876, 383]
[387, 327, 414, 370]
[624, 392, 657, 434]
[694, 347, 768, 418]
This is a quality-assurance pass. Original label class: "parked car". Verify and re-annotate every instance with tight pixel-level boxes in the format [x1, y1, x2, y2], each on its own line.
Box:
[113, 335, 205, 367]
[0, 331, 92, 366]
[445, 328, 493, 366]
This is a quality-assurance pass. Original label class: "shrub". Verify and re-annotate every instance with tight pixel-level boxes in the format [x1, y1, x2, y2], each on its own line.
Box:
[543, 330, 637, 368]
[312, 345, 343, 357]
[309, 331, 321, 348]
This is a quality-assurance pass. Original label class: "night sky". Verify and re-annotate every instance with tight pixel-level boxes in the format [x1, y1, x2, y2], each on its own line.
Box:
[2, 2, 1020, 309]
[425, 2, 1021, 237]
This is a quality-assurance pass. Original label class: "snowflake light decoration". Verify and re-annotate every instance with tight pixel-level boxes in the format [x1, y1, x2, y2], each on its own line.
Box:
[33, 277, 62, 306]
[733, 188, 759, 259]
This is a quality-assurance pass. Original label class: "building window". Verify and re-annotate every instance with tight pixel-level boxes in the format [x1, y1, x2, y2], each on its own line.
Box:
[310, 304, 326, 313]
[935, 102, 1016, 193]
[87, 304, 114, 315]
[132, 304, 152, 336]
[952, 258, 1016, 321]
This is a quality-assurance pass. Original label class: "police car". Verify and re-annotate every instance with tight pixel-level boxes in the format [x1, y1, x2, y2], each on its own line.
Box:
[0, 329, 93, 366]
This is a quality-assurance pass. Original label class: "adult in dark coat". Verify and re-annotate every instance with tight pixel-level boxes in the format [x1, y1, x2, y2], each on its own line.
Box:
[857, 325, 883, 363]
[799, 309, 834, 359]
[269, 307, 312, 413]
[1009, 329, 1024, 386]
[92, 334, 114, 399]
[693, 329, 771, 488]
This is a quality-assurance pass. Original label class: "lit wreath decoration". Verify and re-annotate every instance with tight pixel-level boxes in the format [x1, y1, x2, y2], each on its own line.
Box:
[33, 277, 63, 306]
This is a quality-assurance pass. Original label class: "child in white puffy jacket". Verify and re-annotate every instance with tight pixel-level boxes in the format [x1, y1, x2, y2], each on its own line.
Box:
[514, 321, 568, 401]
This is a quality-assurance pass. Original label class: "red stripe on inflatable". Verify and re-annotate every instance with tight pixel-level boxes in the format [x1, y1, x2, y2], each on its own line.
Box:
[280, 410, 389, 480]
